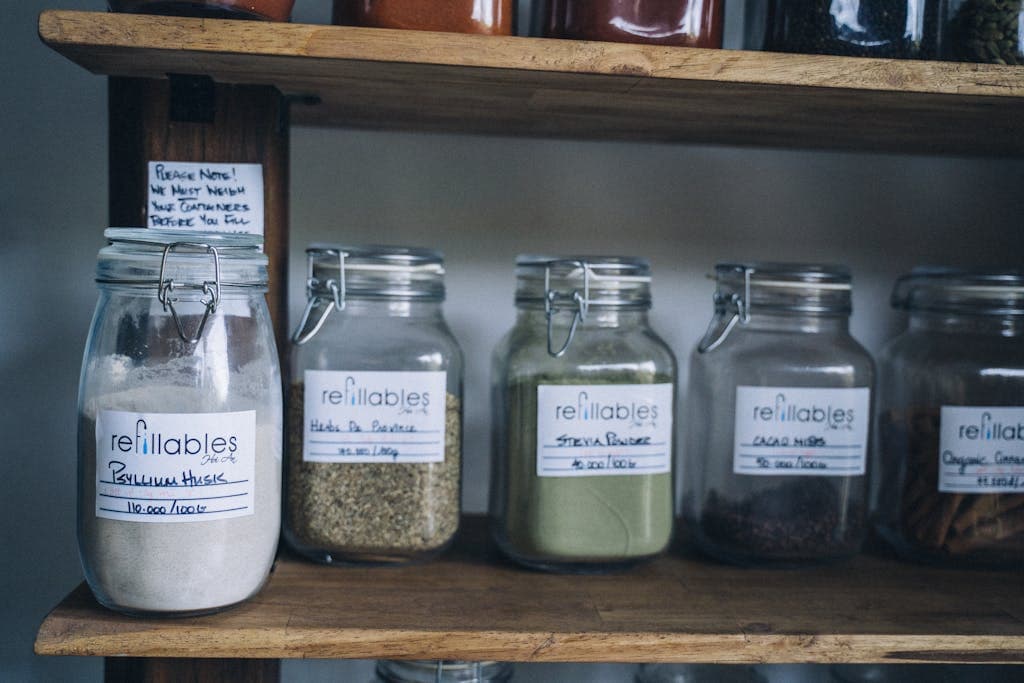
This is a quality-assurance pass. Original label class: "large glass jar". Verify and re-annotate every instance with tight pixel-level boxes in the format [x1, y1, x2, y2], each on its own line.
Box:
[873, 269, 1024, 568]
[491, 256, 676, 572]
[944, 0, 1023, 65]
[684, 263, 873, 566]
[754, 0, 941, 58]
[333, 0, 516, 35]
[535, 0, 724, 47]
[78, 229, 281, 616]
[108, 0, 295, 20]
[286, 246, 464, 565]
[375, 660, 514, 683]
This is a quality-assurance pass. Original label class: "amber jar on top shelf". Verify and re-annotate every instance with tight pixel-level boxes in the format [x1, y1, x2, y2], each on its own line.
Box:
[109, 0, 294, 21]
[333, 0, 516, 35]
[536, 0, 724, 48]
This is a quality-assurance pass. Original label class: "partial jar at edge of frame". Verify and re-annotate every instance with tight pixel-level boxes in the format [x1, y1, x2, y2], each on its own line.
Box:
[683, 263, 874, 567]
[286, 246, 464, 565]
[873, 269, 1024, 568]
[491, 256, 677, 572]
[534, 0, 724, 47]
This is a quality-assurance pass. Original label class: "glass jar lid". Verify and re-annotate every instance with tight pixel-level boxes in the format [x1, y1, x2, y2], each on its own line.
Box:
[292, 245, 445, 345]
[514, 255, 652, 358]
[698, 263, 852, 353]
[892, 267, 1024, 316]
[375, 660, 513, 683]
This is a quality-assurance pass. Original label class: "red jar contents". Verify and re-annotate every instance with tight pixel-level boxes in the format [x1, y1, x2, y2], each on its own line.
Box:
[333, 1, 516, 35]
[109, 0, 295, 21]
[540, 0, 723, 47]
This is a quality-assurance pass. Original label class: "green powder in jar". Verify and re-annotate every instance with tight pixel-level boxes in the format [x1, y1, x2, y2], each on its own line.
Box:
[500, 371, 674, 565]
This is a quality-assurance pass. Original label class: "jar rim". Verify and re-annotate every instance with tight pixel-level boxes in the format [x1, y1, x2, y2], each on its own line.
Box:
[715, 262, 852, 289]
[892, 267, 1024, 315]
[105, 227, 264, 250]
[308, 243, 445, 273]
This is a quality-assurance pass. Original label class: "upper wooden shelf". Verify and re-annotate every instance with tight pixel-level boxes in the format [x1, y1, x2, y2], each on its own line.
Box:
[39, 10, 1024, 156]
[35, 517, 1024, 664]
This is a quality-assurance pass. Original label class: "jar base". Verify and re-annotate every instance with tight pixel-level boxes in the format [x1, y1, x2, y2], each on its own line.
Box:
[90, 583, 264, 618]
[285, 534, 455, 567]
[110, 2, 280, 21]
[695, 531, 861, 568]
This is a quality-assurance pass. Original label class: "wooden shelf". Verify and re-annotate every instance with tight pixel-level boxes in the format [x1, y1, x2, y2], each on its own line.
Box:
[35, 517, 1024, 664]
[39, 10, 1024, 156]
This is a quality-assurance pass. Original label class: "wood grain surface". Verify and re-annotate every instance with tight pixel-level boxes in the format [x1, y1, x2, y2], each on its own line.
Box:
[35, 517, 1024, 664]
[39, 11, 1024, 156]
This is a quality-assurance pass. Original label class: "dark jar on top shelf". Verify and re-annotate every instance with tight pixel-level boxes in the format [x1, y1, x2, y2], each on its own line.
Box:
[332, 0, 516, 35]
[873, 269, 1024, 568]
[108, 0, 295, 21]
[683, 263, 874, 567]
[535, 0, 724, 47]
[945, 0, 1023, 65]
[751, 0, 941, 58]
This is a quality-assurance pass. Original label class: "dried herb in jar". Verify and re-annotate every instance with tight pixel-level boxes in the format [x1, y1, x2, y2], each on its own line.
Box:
[950, 0, 1023, 65]
[287, 386, 461, 562]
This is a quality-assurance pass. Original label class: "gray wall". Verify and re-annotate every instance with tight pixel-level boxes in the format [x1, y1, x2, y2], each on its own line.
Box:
[3, 1, 1024, 681]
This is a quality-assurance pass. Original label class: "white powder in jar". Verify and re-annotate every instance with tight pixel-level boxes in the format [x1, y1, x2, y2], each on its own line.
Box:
[78, 354, 281, 614]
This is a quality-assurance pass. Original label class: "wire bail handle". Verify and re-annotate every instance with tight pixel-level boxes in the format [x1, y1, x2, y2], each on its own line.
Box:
[293, 249, 348, 346]
[698, 266, 753, 354]
[545, 260, 591, 358]
[157, 242, 221, 345]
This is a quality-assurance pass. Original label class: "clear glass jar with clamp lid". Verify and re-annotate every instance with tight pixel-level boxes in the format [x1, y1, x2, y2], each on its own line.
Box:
[286, 245, 464, 565]
[77, 229, 281, 616]
[490, 256, 676, 572]
[683, 263, 873, 566]
[873, 269, 1024, 567]
[375, 660, 514, 683]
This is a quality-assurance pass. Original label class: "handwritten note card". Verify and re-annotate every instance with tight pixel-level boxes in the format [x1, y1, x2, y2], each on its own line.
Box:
[147, 161, 264, 235]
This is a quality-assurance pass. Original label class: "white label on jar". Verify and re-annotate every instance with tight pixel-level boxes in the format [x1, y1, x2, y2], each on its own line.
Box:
[95, 410, 256, 523]
[147, 161, 264, 235]
[732, 386, 870, 477]
[303, 370, 447, 464]
[535, 384, 673, 478]
[939, 406, 1024, 493]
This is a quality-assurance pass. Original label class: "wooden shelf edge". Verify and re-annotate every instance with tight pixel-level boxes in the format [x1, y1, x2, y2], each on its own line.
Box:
[38, 10, 1024, 98]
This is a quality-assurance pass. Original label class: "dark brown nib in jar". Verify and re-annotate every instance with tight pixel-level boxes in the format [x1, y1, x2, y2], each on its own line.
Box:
[541, 0, 724, 47]
[883, 410, 1024, 561]
[700, 479, 865, 564]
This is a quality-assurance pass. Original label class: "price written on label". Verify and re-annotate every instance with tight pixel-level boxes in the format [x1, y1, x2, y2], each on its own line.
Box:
[147, 161, 264, 235]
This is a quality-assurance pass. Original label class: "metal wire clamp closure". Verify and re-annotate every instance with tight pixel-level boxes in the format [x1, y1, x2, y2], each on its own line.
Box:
[545, 260, 592, 358]
[157, 242, 222, 345]
[292, 249, 347, 346]
[698, 266, 753, 354]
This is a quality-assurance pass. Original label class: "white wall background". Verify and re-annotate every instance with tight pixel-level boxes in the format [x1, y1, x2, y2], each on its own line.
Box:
[2, 1, 1024, 681]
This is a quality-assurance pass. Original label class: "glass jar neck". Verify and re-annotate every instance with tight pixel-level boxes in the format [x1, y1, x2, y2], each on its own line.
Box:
[735, 309, 850, 334]
[517, 306, 649, 328]
[339, 297, 444, 318]
[909, 310, 1023, 336]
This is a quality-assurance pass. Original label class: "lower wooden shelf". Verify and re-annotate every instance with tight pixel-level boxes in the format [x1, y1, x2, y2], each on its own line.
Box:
[35, 517, 1024, 664]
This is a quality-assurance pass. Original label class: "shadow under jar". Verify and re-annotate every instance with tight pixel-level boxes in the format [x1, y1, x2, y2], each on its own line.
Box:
[491, 256, 677, 572]
[332, 0, 516, 35]
[78, 229, 282, 616]
[684, 263, 874, 567]
[286, 246, 464, 565]
[535, 0, 724, 47]
[108, 0, 295, 21]
[756, 0, 941, 58]
[873, 269, 1024, 568]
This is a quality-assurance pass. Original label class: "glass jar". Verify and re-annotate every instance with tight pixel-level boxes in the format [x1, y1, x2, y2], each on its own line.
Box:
[77, 229, 281, 616]
[756, 0, 941, 58]
[684, 263, 873, 566]
[108, 0, 295, 21]
[375, 660, 514, 683]
[535, 0, 724, 47]
[286, 246, 464, 565]
[333, 0, 516, 35]
[636, 664, 768, 683]
[945, 0, 1023, 65]
[491, 256, 676, 572]
[873, 269, 1024, 568]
